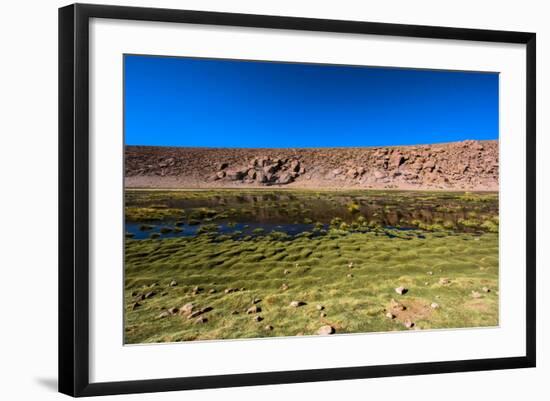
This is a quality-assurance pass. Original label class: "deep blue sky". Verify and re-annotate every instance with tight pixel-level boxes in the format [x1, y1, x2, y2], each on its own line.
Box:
[124, 55, 498, 148]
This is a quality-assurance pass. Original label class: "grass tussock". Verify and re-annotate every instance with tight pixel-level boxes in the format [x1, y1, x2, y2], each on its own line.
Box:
[125, 230, 499, 344]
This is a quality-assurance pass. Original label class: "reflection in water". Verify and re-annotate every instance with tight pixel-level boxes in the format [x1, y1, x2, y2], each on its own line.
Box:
[125, 191, 498, 239]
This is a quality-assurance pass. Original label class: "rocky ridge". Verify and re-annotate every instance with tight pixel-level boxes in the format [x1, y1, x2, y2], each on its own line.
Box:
[125, 140, 498, 190]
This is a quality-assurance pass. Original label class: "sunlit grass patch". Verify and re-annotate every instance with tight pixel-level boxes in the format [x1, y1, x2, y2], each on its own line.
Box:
[125, 229, 498, 343]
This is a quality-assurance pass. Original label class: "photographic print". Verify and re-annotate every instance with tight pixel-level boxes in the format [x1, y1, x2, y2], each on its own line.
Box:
[123, 55, 499, 344]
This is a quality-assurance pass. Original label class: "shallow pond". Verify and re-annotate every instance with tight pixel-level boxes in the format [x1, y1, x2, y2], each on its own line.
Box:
[125, 189, 498, 239]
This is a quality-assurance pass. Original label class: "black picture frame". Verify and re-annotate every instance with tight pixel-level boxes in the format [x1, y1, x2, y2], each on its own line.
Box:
[59, 3, 536, 397]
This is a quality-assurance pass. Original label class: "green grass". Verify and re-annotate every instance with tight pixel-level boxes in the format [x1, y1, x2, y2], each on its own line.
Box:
[124, 230, 499, 344]
[125, 189, 498, 234]
[125, 206, 184, 222]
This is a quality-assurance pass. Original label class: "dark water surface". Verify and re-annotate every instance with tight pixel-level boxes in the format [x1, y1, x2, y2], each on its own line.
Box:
[125, 190, 498, 239]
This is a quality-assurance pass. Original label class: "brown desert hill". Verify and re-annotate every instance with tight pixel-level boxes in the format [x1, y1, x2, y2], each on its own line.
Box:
[125, 139, 498, 191]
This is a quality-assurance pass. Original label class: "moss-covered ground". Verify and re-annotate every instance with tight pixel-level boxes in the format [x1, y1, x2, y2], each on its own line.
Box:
[125, 215, 498, 343]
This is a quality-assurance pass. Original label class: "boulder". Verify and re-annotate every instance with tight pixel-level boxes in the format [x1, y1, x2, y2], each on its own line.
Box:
[226, 169, 245, 180]
[289, 159, 301, 172]
[255, 170, 267, 183]
[276, 172, 294, 185]
[422, 160, 436, 172]
[390, 298, 406, 311]
[215, 162, 228, 171]
[395, 286, 408, 295]
[403, 319, 415, 329]
[390, 152, 407, 168]
[263, 164, 278, 175]
[247, 305, 261, 314]
[471, 291, 482, 299]
[317, 325, 335, 335]
[179, 303, 194, 316]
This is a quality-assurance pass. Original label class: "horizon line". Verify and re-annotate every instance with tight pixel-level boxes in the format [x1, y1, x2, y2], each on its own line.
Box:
[125, 138, 498, 150]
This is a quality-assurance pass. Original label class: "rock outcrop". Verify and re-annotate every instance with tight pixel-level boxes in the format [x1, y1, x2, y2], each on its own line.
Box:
[125, 140, 498, 190]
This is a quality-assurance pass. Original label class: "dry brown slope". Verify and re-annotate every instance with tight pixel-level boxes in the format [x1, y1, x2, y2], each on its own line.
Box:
[125, 139, 498, 191]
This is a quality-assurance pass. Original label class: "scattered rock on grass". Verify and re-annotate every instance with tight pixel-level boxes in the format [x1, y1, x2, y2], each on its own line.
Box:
[430, 302, 439, 309]
[320, 312, 327, 318]
[208, 289, 216, 294]
[390, 298, 406, 311]
[316, 304, 325, 311]
[347, 273, 354, 278]
[284, 269, 290, 275]
[253, 298, 261, 304]
[482, 287, 491, 293]
[247, 305, 261, 314]
[317, 325, 335, 335]
[179, 303, 194, 316]
[188, 306, 213, 319]
[403, 319, 415, 329]
[168, 307, 179, 315]
[290, 301, 306, 307]
[264, 325, 273, 331]
[157, 311, 170, 319]
[427, 271, 433, 276]
[144, 291, 156, 299]
[132, 302, 141, 310]
[385, 312, 395, 319]
[169, 280, 177, 287]
[195, 317, 208, 324]
[281, 283, 289, 291]
[395, 286, 408, 295]
[224, 288, 239, 294]
[439, 278, 451, 285]
[254, 316, 264, 322]
[471, 291, 482, 299]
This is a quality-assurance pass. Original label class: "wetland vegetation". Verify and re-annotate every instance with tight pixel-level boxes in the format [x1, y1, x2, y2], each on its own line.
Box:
[124, 189, 499, 343]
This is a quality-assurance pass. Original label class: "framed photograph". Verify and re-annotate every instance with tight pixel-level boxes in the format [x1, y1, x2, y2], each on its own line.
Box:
[59, 3, 536, 397]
